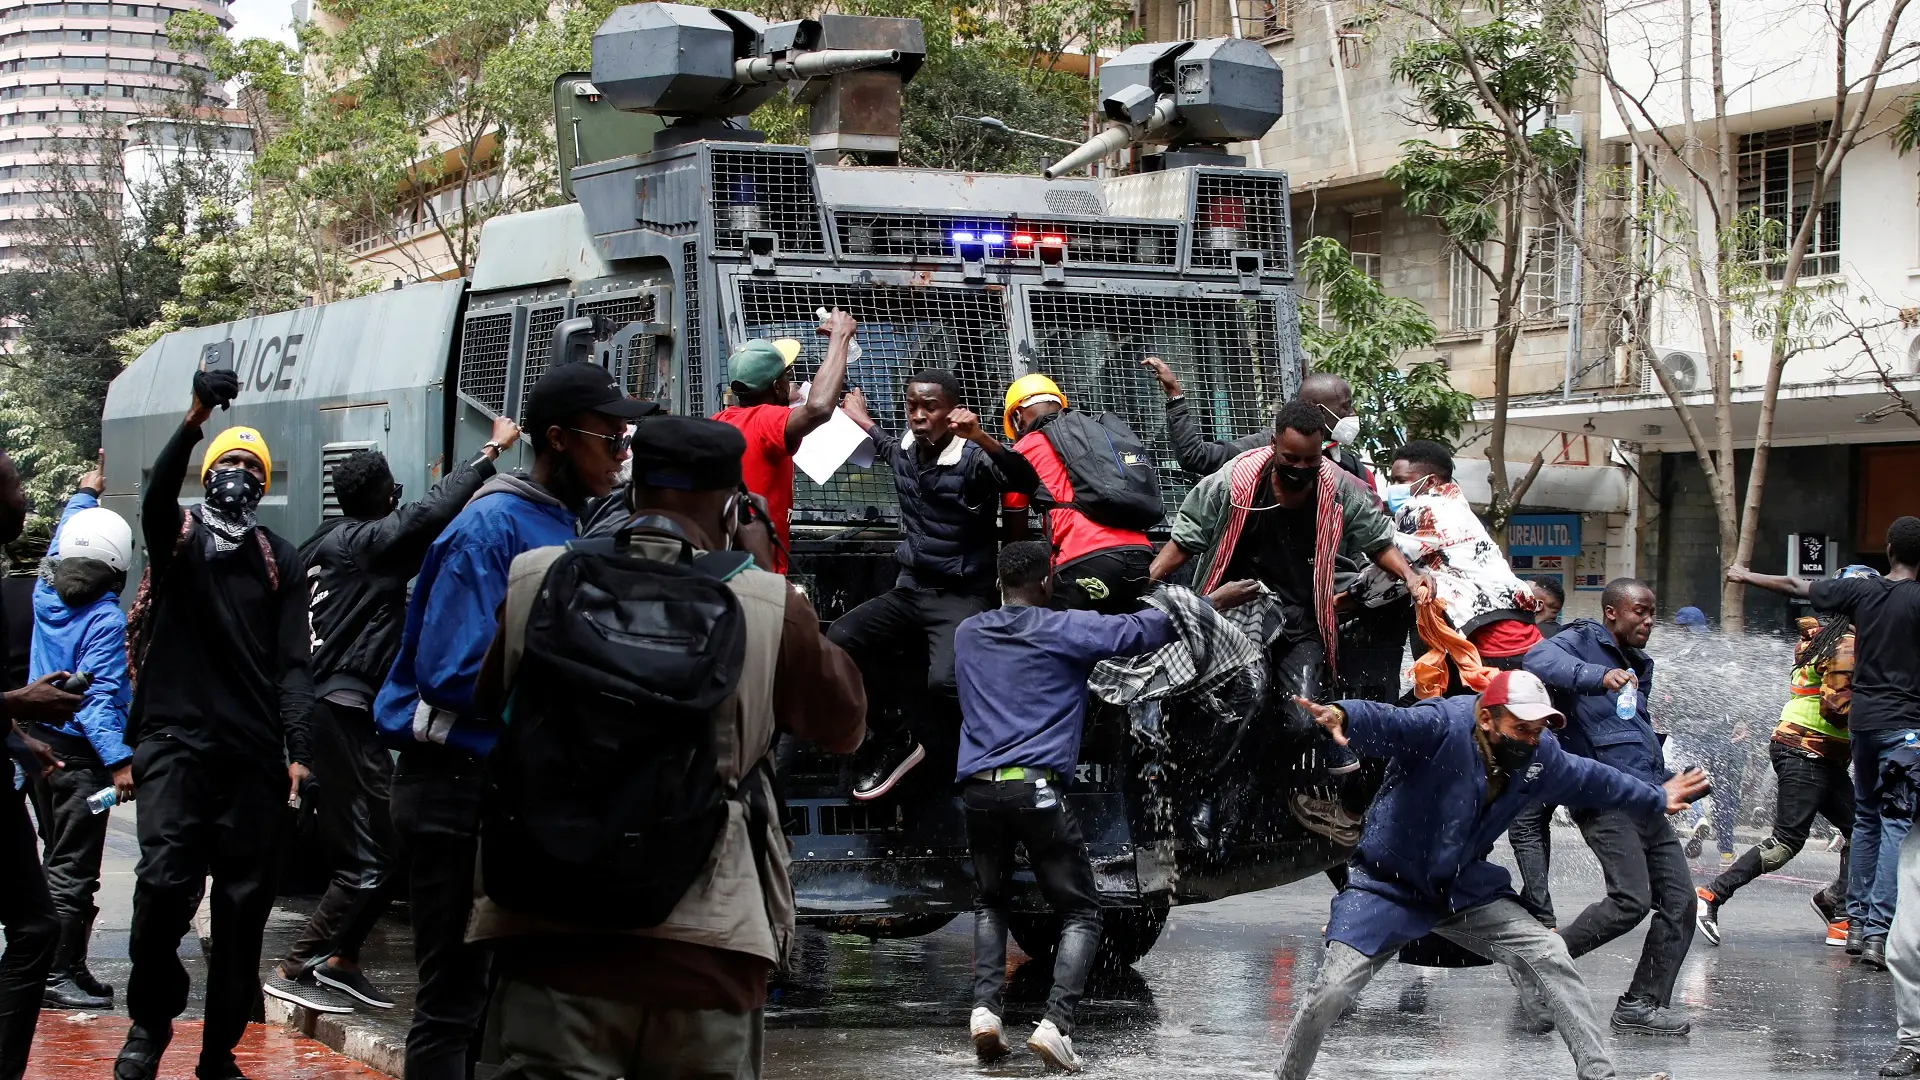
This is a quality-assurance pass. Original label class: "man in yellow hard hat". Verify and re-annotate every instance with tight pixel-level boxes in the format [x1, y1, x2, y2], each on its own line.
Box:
[1002, 375, 1159, 614]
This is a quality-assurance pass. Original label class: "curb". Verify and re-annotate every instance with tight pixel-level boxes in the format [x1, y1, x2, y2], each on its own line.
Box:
[263, 996, 404, 1077]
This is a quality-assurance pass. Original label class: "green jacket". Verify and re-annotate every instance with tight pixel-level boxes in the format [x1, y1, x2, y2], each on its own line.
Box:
[1170, 448, 1396, 588]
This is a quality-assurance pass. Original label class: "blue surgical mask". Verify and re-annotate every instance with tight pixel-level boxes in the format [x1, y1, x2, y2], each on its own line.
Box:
[1385, 482, 1414, 514]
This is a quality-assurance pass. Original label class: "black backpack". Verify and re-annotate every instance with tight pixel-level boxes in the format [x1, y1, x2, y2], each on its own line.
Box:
[1033, 409, 1166, 530]
[481, 519, 757, 929]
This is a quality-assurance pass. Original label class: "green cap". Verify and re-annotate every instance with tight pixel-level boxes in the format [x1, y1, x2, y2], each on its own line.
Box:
[727, 337, 801, 392]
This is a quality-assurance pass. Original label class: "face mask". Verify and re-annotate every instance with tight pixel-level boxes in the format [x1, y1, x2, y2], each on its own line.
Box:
[1385, 483, 1413, 514]
[1490, 733, 1536, 775]
[1328, 414, 1361, 447]
[204, 467, 263, 515]
[1275, 462, 1316, 490]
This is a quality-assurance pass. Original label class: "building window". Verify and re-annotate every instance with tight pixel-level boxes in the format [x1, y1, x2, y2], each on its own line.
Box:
[1347, 209, 1381, 283]
[1737, 123, 1840, 280]
[1449, 244, 1482, 331]
[1175, 0, 1196, 38]
[1522, 224, 1574, 317]
[1247, 0, 1288, 39]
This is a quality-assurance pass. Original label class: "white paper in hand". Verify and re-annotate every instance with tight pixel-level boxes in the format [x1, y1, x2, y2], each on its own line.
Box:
[791, 383, 876, 485]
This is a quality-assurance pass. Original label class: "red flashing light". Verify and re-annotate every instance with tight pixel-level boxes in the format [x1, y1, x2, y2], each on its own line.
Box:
[1012, 233, 1035, 247]
[1040, 234, 1066, 245]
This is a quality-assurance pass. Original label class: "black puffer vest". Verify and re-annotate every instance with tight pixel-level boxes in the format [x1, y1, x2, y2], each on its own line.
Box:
[890, 437, 998, 594]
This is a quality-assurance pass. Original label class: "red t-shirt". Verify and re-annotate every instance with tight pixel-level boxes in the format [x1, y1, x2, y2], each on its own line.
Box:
[712, 403, 792, 573]
[1007, 430, 1153, 567]
[1471, 618, 1543, 659]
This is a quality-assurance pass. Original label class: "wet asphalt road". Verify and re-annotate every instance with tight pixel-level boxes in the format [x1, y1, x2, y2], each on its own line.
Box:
[79, 806, 1890, 1079]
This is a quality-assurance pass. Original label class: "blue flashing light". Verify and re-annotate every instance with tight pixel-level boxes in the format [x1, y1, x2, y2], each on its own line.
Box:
[952, 230, 976, 243]
[981, 233, 1006, 244]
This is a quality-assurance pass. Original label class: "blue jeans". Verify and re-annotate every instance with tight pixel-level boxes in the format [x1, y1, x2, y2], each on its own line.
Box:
[1849, 729, 1917, 939]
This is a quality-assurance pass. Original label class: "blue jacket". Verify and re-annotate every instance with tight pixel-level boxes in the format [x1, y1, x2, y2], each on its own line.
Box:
[1523, 618, 1666, 784]
[955, 604, 1175, 780]
[373, 479, 575, 757]
[29, 492, 131, 769]
[1328, 695, 1667, 957]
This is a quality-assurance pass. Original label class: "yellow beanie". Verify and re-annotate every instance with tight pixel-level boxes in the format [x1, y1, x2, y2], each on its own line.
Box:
[200, 426, 272, 492]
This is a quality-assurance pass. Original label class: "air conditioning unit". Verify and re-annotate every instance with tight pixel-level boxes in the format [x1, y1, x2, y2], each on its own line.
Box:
[1641, 347, 1706, 393]
[1906, 334, 1920, 373]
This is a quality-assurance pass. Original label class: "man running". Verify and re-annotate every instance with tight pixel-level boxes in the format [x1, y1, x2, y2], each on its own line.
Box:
[1274, 670, 1707, 1080]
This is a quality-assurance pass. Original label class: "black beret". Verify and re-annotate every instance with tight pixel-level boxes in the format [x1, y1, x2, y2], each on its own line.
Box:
[630, 415, 746, 491]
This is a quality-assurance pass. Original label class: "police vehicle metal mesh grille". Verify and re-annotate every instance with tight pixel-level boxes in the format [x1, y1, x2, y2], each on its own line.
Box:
[683, 240, 704, 415]
[456, 311, 513, 415]
[709, 149, 825, 254]
[319, 442, 377, 519]
[575, 292, 655, 331]
[1025, 291, 1287, 506]
[519, 303, 567, 421]
[1189, 173, 1292, 275]
[834, 213, 1180, 268]
[737, 280, 1011, 521]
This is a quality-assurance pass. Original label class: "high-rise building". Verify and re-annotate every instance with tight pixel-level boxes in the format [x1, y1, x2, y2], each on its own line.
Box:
[0, 0, 232, 264]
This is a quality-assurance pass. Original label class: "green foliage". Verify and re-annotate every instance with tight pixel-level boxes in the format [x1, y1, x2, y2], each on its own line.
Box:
[1298, 236, 1471, 459]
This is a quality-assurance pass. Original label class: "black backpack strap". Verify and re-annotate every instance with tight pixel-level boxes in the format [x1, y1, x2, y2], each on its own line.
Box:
[692, 550, 755, 582]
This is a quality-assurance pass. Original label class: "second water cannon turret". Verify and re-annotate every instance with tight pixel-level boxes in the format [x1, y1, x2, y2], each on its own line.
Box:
[591, 3, 915, 148]
[1043, 36, 1283, 179]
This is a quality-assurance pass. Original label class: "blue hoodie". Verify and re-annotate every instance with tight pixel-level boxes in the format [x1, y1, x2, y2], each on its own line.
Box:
[373, 477, 575, 758]
[1328, 695, 1667, 957]
[30, 491, 131, 769]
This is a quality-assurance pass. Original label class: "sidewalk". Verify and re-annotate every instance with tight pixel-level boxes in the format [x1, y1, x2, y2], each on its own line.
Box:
[24, 1014, 389, 1080]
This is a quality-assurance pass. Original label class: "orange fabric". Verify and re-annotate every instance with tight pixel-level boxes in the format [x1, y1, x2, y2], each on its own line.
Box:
[1411, 599, 1497, 700]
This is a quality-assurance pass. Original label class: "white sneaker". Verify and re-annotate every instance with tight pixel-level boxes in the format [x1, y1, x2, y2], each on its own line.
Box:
[970, 1006, 1010, 1062]
[1028, 1019, 1084, 1072]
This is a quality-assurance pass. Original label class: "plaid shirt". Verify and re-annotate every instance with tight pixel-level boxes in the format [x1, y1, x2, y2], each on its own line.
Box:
[1088, 584, 1279, 705]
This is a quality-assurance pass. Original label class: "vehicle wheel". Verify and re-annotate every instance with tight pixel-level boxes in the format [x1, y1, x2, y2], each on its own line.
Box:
[818, 913, 957, 939]
[1007, 905, 1170, 969]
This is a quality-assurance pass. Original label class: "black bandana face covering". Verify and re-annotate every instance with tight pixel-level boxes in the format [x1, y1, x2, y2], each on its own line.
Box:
[205, 467, 264, 515]
[1491, 733, 1536, 775]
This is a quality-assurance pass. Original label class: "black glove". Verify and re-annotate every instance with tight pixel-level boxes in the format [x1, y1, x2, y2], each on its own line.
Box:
[192, 369, 241, 412]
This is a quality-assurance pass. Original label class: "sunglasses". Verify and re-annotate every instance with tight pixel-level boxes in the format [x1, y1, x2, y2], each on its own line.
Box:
[566, 427, 633, 455]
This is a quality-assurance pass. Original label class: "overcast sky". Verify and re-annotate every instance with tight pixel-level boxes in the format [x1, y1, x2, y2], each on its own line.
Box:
[229, 0, 298, 46]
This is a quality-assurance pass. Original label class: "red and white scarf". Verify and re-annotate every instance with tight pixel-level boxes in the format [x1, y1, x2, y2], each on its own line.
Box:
[1202, 450, 1345, 673]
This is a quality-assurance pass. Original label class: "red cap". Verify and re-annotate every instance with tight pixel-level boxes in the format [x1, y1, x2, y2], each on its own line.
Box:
[1481, 669, 1565, 729]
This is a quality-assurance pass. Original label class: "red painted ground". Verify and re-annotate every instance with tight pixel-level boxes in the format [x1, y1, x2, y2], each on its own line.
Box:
[25, 1016, 387, 1080]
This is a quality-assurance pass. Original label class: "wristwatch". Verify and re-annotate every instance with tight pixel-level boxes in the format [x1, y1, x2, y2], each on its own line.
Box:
[480, 441, 505, 459]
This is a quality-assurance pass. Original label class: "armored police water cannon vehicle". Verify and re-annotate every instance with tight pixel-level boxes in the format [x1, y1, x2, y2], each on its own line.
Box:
[102, 2, 1347, 966]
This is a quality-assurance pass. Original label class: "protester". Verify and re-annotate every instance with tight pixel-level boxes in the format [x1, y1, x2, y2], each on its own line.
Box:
[1730, 517, 1920, 971]
[713, 310, 859, 572]
[1002, 376, 1157, 614]
[1695, 612, 1855, 948]
[1273, 670, 1709, 1080]
[833, 373, 1040, 801]
[1149, 399, 1427, 839]
[0, 439, 84, 1080]
[958, 542, 1256, 1070]
[260, 416, 522, 1015]
[117, 369, 315, 1080]
[467, 415, 865, 1080]
[28, 455, 133, 1010]
[1524, 577, 1697, 1035]
[1142, 359, 1373, 490]
[373, 363, 651, 1080]
[1533, 578, 1565, 638]
[1385, 440, 1542, 676]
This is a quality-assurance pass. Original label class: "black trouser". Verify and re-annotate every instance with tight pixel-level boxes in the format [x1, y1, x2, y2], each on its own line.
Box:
[1050, 548, 1153, 615]
[964, 777, 1102, 1035]
[392, 747, 489, 1080]
[285, 701, 396, 970]
[0, 785, 57, 1080]
[125, 736, 284, 1072]
[27, 730, 112, 927]
[1561, 808, 1696, 1006]
[1508, 802, 1558, 928]
[1709, 742, 1855, 904]
[826, 585, 988, 742]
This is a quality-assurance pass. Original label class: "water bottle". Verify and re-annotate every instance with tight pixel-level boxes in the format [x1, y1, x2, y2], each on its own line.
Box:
[1615, 682, 1639, 721]
[815, 307, 862, 365]
[85, 786, 117, 815]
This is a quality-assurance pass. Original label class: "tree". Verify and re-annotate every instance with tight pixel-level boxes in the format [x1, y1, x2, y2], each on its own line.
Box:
[1588, 0, 1919, 629]
[1298, 236, 1473, 462]
[1383, 0, 1581, 535]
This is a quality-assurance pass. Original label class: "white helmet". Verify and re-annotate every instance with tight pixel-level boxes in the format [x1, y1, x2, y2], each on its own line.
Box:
[57, 507, 133, 572]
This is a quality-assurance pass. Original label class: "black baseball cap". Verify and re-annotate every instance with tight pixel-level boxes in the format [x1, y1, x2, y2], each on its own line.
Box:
[523, 362, 659, 433]
[631, 416, 745, 491]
